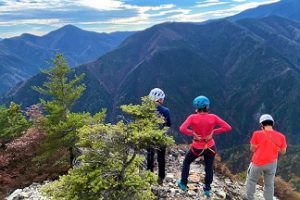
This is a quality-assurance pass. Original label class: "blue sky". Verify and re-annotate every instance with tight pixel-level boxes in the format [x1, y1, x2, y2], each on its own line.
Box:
[0, 0, 280, 38]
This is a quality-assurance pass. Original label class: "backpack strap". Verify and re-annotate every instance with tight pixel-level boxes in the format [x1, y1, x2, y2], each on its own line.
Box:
[262, 130, 281, 148]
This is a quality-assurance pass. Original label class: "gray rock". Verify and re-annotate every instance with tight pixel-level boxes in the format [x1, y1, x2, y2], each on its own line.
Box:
[6, 189, 22, 200]
[224, 178, 232, 185]
[165, 173, 174, 183]
[216, 190, 226, 199]
[6, 182, 49, 200]
[188, 190, 197, 197]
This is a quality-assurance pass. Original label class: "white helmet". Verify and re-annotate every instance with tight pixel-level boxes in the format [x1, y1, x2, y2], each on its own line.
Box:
[259, 114, 274, 124]
[148, 88, 165, 101]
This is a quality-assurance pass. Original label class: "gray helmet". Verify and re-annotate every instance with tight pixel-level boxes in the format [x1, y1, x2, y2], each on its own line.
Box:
[148, 88, 165, 101]
[259, 114, 274, 124]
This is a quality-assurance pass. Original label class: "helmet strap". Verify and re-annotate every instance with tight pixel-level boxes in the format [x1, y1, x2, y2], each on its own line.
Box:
[156, 98, 164, 104]
[196, 106, 209, 113]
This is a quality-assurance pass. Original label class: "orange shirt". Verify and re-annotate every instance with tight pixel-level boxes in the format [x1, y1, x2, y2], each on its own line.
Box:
[250, 130, 287, 166]
[179, 113, 232, 149]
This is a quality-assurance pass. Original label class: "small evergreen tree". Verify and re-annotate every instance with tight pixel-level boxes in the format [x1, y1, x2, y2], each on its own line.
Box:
[42, 97, 174, 200]
[0, 102, 29, 142]
[33, 54, 85, 122]
[33, 54, 86, 165]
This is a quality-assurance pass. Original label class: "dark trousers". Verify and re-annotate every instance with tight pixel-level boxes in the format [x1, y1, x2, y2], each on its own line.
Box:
[181, 146, 216, 191]
[147, 147, 166, 179]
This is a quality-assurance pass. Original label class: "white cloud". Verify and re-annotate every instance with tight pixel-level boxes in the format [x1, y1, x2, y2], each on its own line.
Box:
[229, 0, 280, 13]
[77, 0, 176, 14]
[201, 0, 221, 2]
[0, 0, 69, 12]
[77, 0, 125, 11]
[149, 9, 191, 17]
[0, 0, 282, 37]
[168, 0, 280, 22]
[195, 0, 229, 8]
[0, 19, 62, 26]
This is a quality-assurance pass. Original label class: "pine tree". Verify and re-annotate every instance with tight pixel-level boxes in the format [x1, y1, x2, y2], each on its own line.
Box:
[33, 54, 86, 166]
[0, 102, 29, 143]
[42, 97, 174, 200]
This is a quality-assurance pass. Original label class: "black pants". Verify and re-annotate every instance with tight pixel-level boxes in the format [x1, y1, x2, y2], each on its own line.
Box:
[181, 146, 216, 191]
[147, 147, 166, 179]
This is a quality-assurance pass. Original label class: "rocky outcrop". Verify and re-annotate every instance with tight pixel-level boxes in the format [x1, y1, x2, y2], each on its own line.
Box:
[6, 182, 49, 200]
[6, 147, 280, 200]
[152, 147, 278, 200]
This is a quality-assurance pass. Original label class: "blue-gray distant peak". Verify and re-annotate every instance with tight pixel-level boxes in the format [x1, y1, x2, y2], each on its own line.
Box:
[231, 0, 300, 21]
[0, 25, 133, 96]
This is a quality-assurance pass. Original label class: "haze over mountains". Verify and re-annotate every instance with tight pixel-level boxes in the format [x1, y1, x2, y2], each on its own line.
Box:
[0, 25, 133, 96]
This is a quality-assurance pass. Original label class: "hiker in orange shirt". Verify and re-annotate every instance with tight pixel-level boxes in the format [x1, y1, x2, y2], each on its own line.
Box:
[246, 114, 287, 200]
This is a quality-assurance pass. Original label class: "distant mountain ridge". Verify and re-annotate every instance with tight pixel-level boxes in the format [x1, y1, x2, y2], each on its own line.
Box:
[231, 0, 300, 21]
[0, 25, 133, 96]
[4, 15, 300, 149]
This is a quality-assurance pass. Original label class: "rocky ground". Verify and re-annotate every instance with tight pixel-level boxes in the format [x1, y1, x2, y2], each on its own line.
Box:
[6, 182, 48, 200]
[6, 147, 279, 200]
[152, 148, 278, 200]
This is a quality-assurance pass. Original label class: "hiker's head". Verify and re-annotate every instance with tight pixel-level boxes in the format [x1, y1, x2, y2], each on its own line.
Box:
[148, 88, 165, 104]
[193, 96, 209, 112]
[259, 114, 274, 127]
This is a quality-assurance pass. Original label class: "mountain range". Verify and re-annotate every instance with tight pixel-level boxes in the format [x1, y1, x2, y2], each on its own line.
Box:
[0, 25, 133, 96]
[4, 14, 300, 150]
[231, 0, 300, 21]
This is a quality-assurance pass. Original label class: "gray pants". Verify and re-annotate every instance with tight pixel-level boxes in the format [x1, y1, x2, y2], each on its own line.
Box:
[246, 161, 277, 200]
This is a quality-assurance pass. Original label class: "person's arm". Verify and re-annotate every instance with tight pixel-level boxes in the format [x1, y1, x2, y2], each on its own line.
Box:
[250, 132, 258, 152]
[213, 115, 232, 134]
[164, 108, 171, 127]
[279, 148, 286, 155]
[250, 144, 257, 152]
[179, 116, 193, 136]
[158, 106, 171, 127]
[279, 135, 287, 155]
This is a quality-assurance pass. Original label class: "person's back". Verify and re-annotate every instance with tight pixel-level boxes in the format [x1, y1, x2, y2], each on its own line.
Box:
[246, 114, 287, 200]
[157, 105, 171, 127]
[251, 130, 286, 166]
[180, 113, 231, 150]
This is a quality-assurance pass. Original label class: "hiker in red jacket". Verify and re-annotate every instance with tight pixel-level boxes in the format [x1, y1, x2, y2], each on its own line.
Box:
[177, 96, 231, 197]
[246, 114, 287, 200]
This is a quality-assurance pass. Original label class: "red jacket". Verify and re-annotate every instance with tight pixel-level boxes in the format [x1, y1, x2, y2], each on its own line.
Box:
[179, 112, 232, 149]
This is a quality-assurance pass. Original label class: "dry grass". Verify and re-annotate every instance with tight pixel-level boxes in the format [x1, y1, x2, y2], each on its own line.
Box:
[214, 155, 236, 181]
[275, 176, 300, 200]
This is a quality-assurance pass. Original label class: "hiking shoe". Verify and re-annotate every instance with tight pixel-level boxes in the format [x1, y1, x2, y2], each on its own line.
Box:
[157, 177, 164, 186]
[204, 190, 211, 197]
[177, 179, 187, 191]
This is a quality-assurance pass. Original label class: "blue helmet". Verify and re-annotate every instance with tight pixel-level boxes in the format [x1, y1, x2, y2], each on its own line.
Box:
[193, 96, 210, 109]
